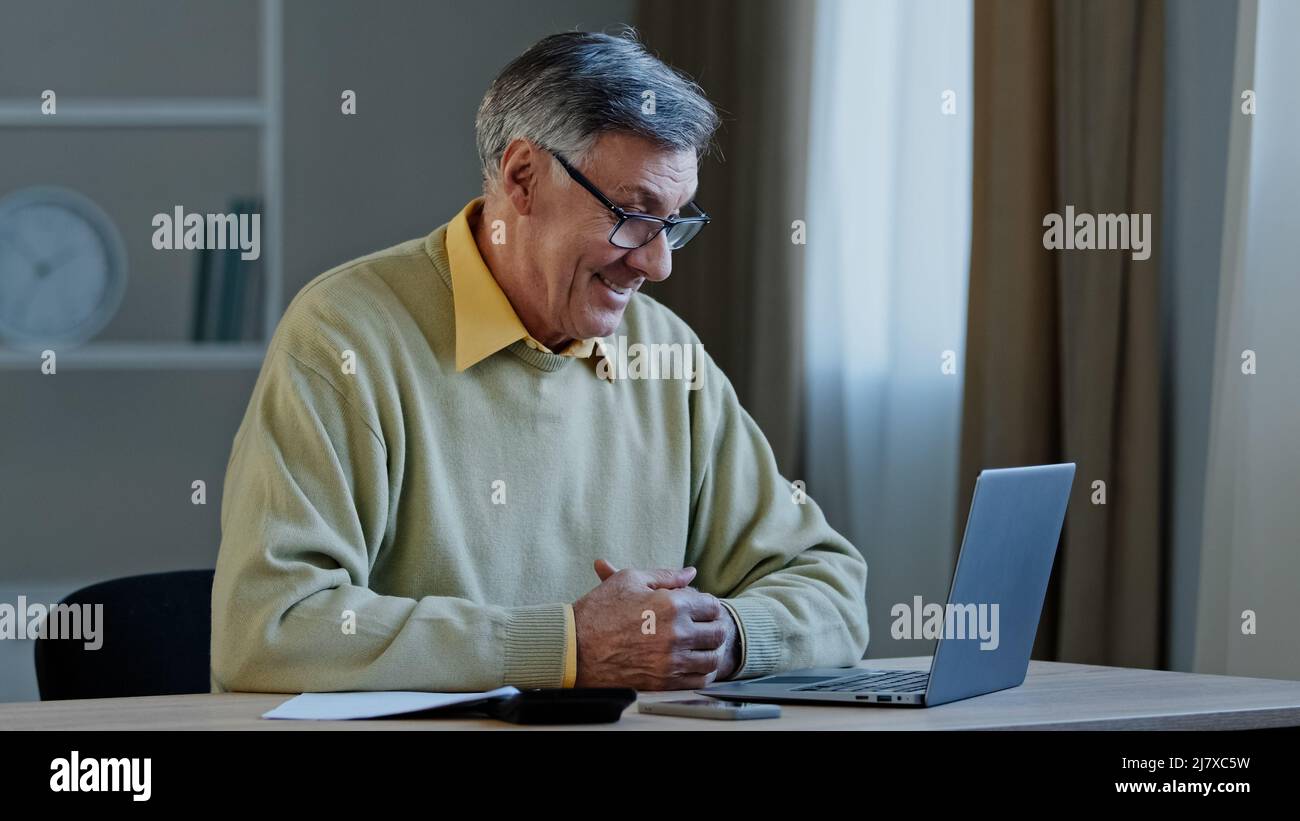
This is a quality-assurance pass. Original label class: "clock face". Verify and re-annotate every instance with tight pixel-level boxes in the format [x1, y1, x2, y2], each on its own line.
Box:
[0, 186, 127, 348]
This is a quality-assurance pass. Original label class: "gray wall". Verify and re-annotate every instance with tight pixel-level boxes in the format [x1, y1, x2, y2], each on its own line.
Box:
[0, 0, 634, 702]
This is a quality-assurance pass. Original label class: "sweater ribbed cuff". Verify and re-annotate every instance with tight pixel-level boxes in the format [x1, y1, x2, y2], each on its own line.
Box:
[502, 603, 569, 688]
[721, 597, 783, 679]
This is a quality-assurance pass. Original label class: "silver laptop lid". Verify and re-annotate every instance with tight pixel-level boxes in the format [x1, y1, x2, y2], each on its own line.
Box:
[923, 462, 1075, 706]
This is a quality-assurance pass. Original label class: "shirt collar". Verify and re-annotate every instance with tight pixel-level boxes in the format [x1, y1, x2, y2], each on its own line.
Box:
[447, 197, 605, 372]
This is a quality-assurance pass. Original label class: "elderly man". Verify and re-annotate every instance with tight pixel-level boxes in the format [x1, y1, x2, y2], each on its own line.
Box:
[211, 31, 868, 694]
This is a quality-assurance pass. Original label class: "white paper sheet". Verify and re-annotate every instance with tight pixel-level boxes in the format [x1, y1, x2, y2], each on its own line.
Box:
[261, 686, 521, 720]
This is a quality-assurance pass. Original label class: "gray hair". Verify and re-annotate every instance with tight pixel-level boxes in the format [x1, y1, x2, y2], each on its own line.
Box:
[474, 29, 720, 189]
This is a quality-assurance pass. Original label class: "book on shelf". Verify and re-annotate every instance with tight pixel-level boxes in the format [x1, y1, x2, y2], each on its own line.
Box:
[190, 196, 263, 344]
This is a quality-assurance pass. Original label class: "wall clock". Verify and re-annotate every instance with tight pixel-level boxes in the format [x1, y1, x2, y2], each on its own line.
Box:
[0, 186, 127, 348]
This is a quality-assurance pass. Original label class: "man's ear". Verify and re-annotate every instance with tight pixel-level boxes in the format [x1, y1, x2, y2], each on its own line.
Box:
[498, 138, 541, 217]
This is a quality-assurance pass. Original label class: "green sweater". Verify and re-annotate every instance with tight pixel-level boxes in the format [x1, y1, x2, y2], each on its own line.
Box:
[210, 221, 869, 693]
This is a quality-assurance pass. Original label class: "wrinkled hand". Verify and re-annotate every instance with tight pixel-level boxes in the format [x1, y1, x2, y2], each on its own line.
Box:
[572, 559, 740, 690]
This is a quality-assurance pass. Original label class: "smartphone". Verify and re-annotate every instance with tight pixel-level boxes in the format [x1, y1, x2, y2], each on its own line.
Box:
[638, 698, 781, 720]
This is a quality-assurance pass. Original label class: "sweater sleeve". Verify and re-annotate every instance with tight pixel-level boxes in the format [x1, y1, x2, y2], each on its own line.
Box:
[685, 350, 869, 680]
[210, 347, 569, 694]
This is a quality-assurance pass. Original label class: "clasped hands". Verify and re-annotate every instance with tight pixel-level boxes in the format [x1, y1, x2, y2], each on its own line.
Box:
[572, 558, 740, 690]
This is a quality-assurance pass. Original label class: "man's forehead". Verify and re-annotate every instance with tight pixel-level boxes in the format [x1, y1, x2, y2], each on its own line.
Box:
[611, 179, 699, 213]
[585, 136, 698, 211]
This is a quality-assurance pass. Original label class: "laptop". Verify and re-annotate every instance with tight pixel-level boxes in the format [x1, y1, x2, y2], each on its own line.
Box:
[700, 462, 1075, 708]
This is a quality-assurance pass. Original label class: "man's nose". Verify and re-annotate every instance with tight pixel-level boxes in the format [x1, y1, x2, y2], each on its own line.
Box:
[624, 231, 672, 283]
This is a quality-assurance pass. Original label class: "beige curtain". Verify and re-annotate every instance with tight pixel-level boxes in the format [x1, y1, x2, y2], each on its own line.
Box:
[635, 0, 815, 475]
[960, 0, 1165, 667]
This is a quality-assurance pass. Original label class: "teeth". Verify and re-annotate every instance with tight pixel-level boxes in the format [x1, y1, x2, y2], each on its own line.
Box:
[598, 273, 628, 295]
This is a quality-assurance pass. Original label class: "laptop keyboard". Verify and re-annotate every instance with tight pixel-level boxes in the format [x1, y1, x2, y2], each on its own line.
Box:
[794, 670, 930, 693]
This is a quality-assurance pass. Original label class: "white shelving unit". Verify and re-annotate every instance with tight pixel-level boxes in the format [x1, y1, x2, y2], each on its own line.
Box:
[0, 342, 269, 369]
[0, 0, 283, 370]
[0, 99, 267, 127]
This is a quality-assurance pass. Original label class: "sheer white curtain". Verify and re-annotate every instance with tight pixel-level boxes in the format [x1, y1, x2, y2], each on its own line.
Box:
[1196, 0, 1300, 679]
[803, 0, 972, 657]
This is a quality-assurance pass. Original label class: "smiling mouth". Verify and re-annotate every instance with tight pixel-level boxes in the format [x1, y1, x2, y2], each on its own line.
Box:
[596, 272, 630, 296]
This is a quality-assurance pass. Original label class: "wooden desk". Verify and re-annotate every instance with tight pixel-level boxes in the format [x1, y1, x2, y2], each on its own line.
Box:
[5, 657, 1300, 730]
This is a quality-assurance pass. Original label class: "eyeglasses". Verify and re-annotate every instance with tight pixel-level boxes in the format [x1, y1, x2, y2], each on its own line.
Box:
[544, 147, 710, 250]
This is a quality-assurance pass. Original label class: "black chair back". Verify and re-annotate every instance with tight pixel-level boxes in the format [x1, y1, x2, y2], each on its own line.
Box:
[34, 569, 214, 700]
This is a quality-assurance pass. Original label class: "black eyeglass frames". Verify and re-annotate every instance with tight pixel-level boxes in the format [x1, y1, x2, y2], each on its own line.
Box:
[545, 147, 710, 251]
